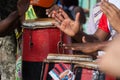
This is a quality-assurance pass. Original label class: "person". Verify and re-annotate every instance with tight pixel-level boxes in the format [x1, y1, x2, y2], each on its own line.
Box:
[46, 0, 86, 27]
[86, 2, 102, 35]
[46, 0, 118, 55]
[98, 0, 120, 77]
[60, 0, 86, 43]
[98, 34, 120, 76]
[0, 0, 29, 80]
[46, 0, 87, 79]
[46, 0, 86, 56]
[99, 34, 120, 77]
[47, 1, 120, 80]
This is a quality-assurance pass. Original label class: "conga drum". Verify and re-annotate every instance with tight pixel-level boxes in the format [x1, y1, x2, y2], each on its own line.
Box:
[22, 18, 72, 79]
[22, 18, 71, 61]
[74, 61, 116, 80]
[45, 54, 98, 80]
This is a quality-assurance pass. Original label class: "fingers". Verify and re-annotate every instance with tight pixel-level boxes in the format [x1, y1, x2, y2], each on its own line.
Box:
[59, 9, 69, 19]
[46, 5, 60, 17]
[101, 1, 112, 17]
[52, 22, 61, 29]
[55, 12, 65, 23]
[52, 20, 67, 32]
[82, 36, 87, 43]
[75, 12, 80, 23]
[53, 9, 69, 22]
[110, 4, 120, 13]
[46, 8, 69, 23]
[101, 0, 119, 18]
[62, 43, 80, 50]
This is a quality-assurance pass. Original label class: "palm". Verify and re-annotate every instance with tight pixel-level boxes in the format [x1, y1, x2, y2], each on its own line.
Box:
[57, 12, 80, 37]
[109, 13, 120, 32]
[101, 1, 120, 32]
[62, 19, 79, 36]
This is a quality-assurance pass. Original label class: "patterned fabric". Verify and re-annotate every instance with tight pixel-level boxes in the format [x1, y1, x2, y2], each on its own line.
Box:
[86, 3, 102, 34]
[14, 23, 23, 80]
[15, 56, 22, 80]
[49, 63, 74, 80]
[25, 5, 37, 20]
[0, 34, 16, 80]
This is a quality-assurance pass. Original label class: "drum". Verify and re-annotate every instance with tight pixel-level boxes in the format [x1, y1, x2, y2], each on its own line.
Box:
[22, 18, 72, 80]
[74, 62, 98, 70]
[22, 18, 71, 62]
[45, 53, 93, 63]
[45, 54, 99, 80]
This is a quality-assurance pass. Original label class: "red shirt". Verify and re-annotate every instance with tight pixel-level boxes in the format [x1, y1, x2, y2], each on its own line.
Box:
[98, 14, 110, 33]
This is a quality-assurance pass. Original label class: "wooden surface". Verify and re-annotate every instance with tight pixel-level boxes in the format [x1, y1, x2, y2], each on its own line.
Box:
[44, 53, 98, 70]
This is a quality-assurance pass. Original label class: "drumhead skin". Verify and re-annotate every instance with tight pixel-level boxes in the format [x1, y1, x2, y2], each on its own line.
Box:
[30, 0, 56, 8]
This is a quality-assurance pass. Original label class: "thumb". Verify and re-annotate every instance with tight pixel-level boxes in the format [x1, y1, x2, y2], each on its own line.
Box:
[82, 36, 87, 43]
[75, 12, 80, 23]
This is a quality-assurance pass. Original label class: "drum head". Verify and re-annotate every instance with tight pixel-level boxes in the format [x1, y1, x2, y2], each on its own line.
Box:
[22, 18, 56, 29]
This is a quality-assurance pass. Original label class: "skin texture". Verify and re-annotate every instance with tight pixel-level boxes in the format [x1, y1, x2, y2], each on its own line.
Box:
[98, 34, 120, 77]
[97, 0, 120, 77]
[0, 0, 29, 79]
[17, 0, 30, 17]
[63, 41, 109, 54]
[46, 6, 110, 55]
[101, 0, 120, 33]
[0, 0, 29, 35]
[47, 0, 120, 77]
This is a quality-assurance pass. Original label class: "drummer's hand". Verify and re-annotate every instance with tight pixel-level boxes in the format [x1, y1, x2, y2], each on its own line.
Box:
[101, 0, 120, 33]
[63, 42, 100, 54]
[53, 9, 81, 37]
[46, 5, 61, 17]
[17, 0, 30, 16]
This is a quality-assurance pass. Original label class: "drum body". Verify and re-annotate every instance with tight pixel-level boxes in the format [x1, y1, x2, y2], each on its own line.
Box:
[22, 28, 71, 62]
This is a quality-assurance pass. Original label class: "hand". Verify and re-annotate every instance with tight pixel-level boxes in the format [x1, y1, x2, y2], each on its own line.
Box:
[52, 9, 81, 37]
[63, 42, 100, 54]
[101, 1, 120, 33]
[46, 5, 61, 17]
[17, 0, 30, 16]
[98, 34, 120, 77]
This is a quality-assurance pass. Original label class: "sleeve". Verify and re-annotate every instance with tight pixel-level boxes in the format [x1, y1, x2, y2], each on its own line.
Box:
[98, 14, 110, 33]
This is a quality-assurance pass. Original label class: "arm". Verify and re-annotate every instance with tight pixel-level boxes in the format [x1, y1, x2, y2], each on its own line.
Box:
[72, 27, 110, 43]
[0, 0, 29, 35]
[98, 34, 120, 77]
[0, 11, 19, 34]
[63, 40, 110, 55]
[101, 0, 120, 33]
[47, 6, 111, 54]
[47, 8, 109, 43]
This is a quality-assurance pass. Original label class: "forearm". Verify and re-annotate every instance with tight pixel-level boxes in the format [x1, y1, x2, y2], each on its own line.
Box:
[72, 31, 99, 43]
[0, 11, 20, 33]
[83, 41, 110, 55]
[114, 26, 120, 33]
[96, 41, 110, 51]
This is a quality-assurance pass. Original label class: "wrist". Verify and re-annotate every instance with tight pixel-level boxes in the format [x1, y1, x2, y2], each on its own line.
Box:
[72, 31, 83, 42]
[97, 41, 109, 51]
